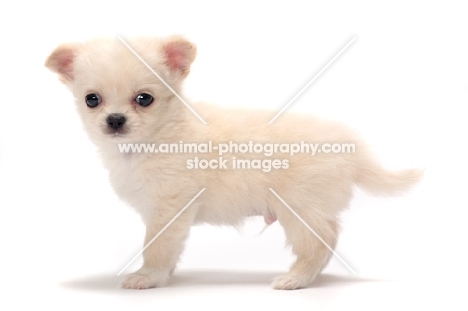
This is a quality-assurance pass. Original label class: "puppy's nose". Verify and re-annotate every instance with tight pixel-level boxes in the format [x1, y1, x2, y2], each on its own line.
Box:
[106, 113, 126, 130]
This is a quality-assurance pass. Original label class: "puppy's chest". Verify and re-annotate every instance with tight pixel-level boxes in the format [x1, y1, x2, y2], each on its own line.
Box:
[107, 155, 157, 217]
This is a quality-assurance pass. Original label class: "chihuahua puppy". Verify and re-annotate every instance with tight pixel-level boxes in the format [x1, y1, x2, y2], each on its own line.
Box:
[45, 36, 421, 290]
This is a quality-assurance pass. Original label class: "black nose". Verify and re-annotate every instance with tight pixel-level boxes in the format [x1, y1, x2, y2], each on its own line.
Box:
[106, 113, 126, 130]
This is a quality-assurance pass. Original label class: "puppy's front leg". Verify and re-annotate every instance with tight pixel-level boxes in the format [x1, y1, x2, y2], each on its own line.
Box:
[121, 200, 195, 290]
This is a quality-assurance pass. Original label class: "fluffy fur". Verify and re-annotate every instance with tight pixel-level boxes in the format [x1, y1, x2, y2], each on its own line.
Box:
[45, 36, 422, 290]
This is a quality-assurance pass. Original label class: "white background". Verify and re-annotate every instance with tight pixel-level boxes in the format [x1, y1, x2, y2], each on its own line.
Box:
[1, 1, 467, 310]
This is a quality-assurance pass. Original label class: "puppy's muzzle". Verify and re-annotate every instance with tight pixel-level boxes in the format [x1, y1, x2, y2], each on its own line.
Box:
[106, 113, 127, 132]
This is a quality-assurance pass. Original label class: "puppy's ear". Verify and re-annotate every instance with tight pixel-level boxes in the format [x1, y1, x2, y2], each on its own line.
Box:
[162, 36, 196, 79]
[45, 43, 81, 83]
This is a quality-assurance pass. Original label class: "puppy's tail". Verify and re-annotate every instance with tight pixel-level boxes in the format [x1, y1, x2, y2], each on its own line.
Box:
[355, 160, 423, 196]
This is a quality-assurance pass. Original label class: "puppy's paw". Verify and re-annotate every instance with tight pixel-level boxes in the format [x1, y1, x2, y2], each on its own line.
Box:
[121, 267, 170, 290]
[271, 274, 310, 290]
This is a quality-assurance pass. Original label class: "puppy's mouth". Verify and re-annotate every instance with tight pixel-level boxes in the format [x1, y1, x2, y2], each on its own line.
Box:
[104, 113, 130, 137]
[106, 128, 129, 136]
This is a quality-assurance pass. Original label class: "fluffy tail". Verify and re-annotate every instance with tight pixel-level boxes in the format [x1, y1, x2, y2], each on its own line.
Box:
[355, 161, 423, 196]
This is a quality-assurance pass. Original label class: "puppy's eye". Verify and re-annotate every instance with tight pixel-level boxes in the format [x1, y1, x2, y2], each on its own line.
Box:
[85, 93, 101, 108]
[135, 93, 154, 107]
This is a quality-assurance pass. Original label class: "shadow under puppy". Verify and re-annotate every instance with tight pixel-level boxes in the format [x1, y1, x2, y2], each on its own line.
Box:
[45, 36, 422, 290]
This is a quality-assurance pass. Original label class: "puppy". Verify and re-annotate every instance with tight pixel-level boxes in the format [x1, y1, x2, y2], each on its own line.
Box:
[45, 36, 422, 290]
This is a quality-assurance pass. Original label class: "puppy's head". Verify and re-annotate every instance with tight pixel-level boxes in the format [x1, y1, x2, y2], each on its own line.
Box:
[45, 36, 196, 143]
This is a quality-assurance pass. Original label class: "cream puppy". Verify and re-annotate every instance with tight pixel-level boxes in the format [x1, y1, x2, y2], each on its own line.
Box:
[45, 36, 421, 290]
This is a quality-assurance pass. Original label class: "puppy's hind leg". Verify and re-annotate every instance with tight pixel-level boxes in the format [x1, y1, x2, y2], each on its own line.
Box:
[272, 207, 339, 290]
